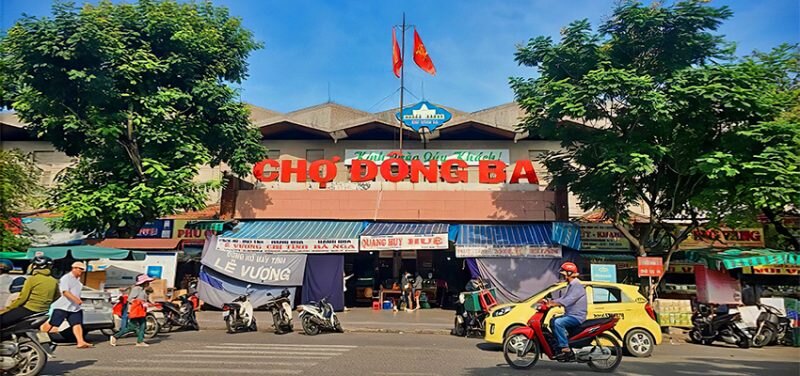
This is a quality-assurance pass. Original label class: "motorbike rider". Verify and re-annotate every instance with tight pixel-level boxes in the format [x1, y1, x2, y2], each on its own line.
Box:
[0, 255, 59, 328]
[548, 262, 587, 359]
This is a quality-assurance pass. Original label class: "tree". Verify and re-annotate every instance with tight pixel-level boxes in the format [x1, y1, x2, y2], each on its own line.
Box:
[1, 0, 266, 237]
[511, 0, 797, 281]
[0, 149, 42, 252]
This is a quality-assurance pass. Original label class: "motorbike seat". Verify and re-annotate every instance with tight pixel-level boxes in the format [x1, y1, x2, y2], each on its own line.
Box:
[0, 312, 48, 335]
[567, 317, 616, 336]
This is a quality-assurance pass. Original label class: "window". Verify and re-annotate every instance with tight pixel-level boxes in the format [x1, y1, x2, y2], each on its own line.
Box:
[592, 287, 623, 304]
[528, 149, 548, 162]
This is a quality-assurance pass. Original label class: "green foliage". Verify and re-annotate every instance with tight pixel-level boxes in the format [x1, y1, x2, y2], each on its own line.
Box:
[512, 0, 797, 255]
[0, 149, 42, 251]
[1, 0, 266, 237]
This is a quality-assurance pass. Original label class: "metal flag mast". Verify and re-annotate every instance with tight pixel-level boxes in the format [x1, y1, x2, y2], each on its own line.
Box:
[396, 13, 411, 153]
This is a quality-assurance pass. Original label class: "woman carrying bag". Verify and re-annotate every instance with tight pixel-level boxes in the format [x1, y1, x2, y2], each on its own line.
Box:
[110, 274, 154, 347]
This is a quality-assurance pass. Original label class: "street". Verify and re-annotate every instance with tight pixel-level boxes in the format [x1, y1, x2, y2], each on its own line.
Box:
[43, 330, 800, 376]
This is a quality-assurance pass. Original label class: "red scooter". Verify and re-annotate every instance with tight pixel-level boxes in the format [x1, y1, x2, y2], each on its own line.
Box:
[503, 300, 623, 372]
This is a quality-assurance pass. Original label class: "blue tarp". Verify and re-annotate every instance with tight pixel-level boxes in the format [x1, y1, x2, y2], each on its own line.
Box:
[197, 266, 297, 310]
[301, 255, 345, 312]
[456, 223, 581, 249]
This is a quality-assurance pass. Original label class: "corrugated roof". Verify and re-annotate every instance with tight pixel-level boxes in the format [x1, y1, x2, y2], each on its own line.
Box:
[220, 220, 364, 240]
[94, 238, 182, 250]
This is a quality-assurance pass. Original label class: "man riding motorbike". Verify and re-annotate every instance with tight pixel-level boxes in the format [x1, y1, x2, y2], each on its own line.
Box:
[0, 255, 59, 327]
[548, 262, 587, 359]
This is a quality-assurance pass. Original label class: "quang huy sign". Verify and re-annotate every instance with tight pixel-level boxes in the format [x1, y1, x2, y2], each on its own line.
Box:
[345, 149, 509, 166]
[678, 227, 765, 250]
[252, 156, 539, 188]
[360, 233, 448, 251]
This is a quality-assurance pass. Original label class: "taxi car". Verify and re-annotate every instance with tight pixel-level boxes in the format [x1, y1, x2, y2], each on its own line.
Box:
[484, 281, 662, 357]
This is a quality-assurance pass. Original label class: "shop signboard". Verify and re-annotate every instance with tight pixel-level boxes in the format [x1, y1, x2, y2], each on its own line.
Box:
[395, 101, 452, 133]
[678, 227, 764, 250]
[173, 219, 224, 244]
[137, 219, 173, 238]
[591, 264, 617, 283]
[360, 233, 448, 251]
[344, 149, 510, 166]
[637, 257, 663, 277]
[667, 263, 696, 274]
[217, 237, 358, 253]
[746, 265, 800, 276]
[580, 224, 630, 251]
[456, 246, 562, 258]
[201, 245, 306, 286]
[89, 252, 179, 288]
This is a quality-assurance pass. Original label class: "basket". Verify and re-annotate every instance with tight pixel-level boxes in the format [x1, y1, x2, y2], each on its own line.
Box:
[463, 288, 498, 312]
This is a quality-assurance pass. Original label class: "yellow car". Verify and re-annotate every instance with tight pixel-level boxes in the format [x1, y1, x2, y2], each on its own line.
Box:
[485, 281, 662, 357]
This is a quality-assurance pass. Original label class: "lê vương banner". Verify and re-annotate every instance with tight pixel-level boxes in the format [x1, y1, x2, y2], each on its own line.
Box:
[201, 244, 307, 286]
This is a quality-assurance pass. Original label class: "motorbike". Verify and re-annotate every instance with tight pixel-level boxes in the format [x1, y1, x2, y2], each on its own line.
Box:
[259, 289, 293, 334]
[297, 298, 342, 336]
[105, 294, 161, 339]
[154, 292, 200, 333]
[689, 304, 751, 348]
[749, 304, 792, 347]
[223, 285, 257, 333]
[1, 312, 56, 376]
[451, 292, 491, 337]
[502, 300, 623, 372]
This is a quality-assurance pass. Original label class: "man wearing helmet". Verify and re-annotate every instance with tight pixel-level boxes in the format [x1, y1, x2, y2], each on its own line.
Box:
[0, 256, 59, 327]
[549, 261, 587, 358]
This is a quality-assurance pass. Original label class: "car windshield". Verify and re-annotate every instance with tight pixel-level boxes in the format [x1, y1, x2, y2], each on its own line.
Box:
[522, 282, 566, 303]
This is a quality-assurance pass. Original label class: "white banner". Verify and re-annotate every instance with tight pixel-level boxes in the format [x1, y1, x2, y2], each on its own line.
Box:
[345, 149, 510, 166]
[217, 237, 358, 253]
[456, 246, 562, 258]
[360, 233, 449, 251]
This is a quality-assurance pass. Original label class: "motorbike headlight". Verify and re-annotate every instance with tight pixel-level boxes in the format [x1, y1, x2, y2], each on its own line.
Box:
[492, 306, 514, 317]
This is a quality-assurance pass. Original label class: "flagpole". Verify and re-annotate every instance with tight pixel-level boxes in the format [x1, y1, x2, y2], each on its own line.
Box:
[399, 12, 405, 153]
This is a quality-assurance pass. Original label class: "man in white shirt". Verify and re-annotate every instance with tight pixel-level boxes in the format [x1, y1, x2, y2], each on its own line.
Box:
[40, 261, 93, 348]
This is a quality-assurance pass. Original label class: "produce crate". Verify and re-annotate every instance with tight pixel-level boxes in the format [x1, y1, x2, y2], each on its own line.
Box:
[654, 299, 693, 327]
[463, 288, 497, 312]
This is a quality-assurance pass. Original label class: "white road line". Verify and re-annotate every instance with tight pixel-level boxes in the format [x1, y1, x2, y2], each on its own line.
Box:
[82, 366, 301, 375]
[204, 345, 350, 352]
[182, 349, 343, 356]
[153, 354, 332, 360]
[373, 373, 441, 376]
[117, 359, 318, 367]
[220, 343, 357, 348]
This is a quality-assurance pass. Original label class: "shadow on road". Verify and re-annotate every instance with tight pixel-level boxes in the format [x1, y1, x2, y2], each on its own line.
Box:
[461, 357, 800, 376]
[43, 360, 96, 375]
[475, 342, 501, 352]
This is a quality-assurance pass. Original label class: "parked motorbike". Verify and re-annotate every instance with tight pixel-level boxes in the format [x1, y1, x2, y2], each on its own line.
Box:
[1, 312, 56, 376]
[259, 289, 293, 334]
[105, 294, 161, 339]
[155, 293, 200, 333]
[223, 285, 257, 333]
[502, 299, 623, 372]
[298, 298, 342, 336]
[451, 292, 489, 337]
[689, 304, 751, 348]
[749, 304, 792, 347]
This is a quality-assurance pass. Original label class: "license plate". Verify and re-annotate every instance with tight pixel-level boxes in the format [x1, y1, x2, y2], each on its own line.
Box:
[222, 311, 230, 318]
[36, 332, 51, 343]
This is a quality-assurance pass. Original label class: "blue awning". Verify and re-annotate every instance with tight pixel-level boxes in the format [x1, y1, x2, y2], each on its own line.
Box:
[455, 223, 564, 258]
[362, 223, 449, 236]
[216, 221, 365, 253]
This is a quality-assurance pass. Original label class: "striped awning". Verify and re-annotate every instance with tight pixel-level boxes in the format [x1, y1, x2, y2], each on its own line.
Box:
[359, 223, 452, 251]
[217, 221, 364, 253]
[686, 248, 800, 270]
[456, 224, 562, 258]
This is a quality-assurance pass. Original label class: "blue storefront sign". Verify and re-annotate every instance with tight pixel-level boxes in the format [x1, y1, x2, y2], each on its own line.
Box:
[137, 219, 173, 238]
[591, 264, 617, 283]
[146, 265, 163, 279]
[395, 101, 452, 133]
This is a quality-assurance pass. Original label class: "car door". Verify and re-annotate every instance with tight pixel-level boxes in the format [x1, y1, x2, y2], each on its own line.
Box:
[587, 285, 633, 336]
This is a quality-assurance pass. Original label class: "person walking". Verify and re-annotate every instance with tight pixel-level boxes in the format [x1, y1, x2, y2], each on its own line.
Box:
[41, 261, 93, 348]
[342, 272, 353, 311]
[413, 272, 424, 311]
[0, 256, 59, 327]
[110, 274, 154, 347]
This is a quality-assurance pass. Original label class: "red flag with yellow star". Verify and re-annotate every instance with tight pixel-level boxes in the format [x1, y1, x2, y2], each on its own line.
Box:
[413, 29, 435, 75]
[392, 28, 402, 78]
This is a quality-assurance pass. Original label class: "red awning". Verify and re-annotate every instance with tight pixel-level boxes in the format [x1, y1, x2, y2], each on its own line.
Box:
[92, 238, 182, 251]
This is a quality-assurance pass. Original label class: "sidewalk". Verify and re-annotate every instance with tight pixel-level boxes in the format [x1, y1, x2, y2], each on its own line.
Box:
[196, 307, 455, 335]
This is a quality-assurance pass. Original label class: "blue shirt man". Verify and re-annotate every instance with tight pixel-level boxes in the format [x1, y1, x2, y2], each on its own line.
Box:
[550, 262, 586, 357]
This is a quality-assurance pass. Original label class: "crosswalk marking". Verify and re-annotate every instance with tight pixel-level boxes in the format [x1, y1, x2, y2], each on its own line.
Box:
[204, 345, 351, 353]
[220, 343, 357, 348]
[81, 366, 302, 375]
[154, 354, 333, 360]
[117, 359, 319, 367]
[183, 349, 344, 356]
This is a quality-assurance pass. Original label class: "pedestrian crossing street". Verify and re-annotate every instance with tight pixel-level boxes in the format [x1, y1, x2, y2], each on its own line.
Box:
[80, 343, 358, 375]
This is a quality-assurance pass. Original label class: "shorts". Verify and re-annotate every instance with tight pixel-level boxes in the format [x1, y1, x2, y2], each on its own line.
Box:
[49, 309, 83, 327]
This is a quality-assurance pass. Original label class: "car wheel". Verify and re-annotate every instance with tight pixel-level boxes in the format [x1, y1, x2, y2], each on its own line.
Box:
[625, 328, 655, 357]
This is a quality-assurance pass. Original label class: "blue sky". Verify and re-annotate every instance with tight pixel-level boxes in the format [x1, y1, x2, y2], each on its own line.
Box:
[2, 0, 798, 113]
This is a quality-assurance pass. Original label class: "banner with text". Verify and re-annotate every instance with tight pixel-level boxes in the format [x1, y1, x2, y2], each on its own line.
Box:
[201, 243, 306, 285]
[360, 233, 448, 251]
[344, 149, 510, 166]
[217, 237, 358, 253]
[678, 227, 764, 250]
[580, 224, 630, 251]
[456, 246, 562, 258]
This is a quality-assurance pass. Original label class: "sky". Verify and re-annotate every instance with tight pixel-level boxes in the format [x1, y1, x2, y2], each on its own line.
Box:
[1, 0, 798, 113]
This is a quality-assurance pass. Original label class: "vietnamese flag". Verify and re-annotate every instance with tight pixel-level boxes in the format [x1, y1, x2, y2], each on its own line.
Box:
[413, 29, 436, 75]
[392, 28, 402, 78]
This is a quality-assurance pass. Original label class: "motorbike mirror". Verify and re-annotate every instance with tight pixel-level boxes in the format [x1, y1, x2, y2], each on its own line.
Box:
[246, 284, 252, 289]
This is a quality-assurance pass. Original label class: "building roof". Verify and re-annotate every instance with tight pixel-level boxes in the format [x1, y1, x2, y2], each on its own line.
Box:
[2, 101, 601, 142]
[93, 238, 183, 250]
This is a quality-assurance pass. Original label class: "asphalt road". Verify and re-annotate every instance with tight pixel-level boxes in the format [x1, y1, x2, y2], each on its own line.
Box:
[42, 330, 800, 376]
